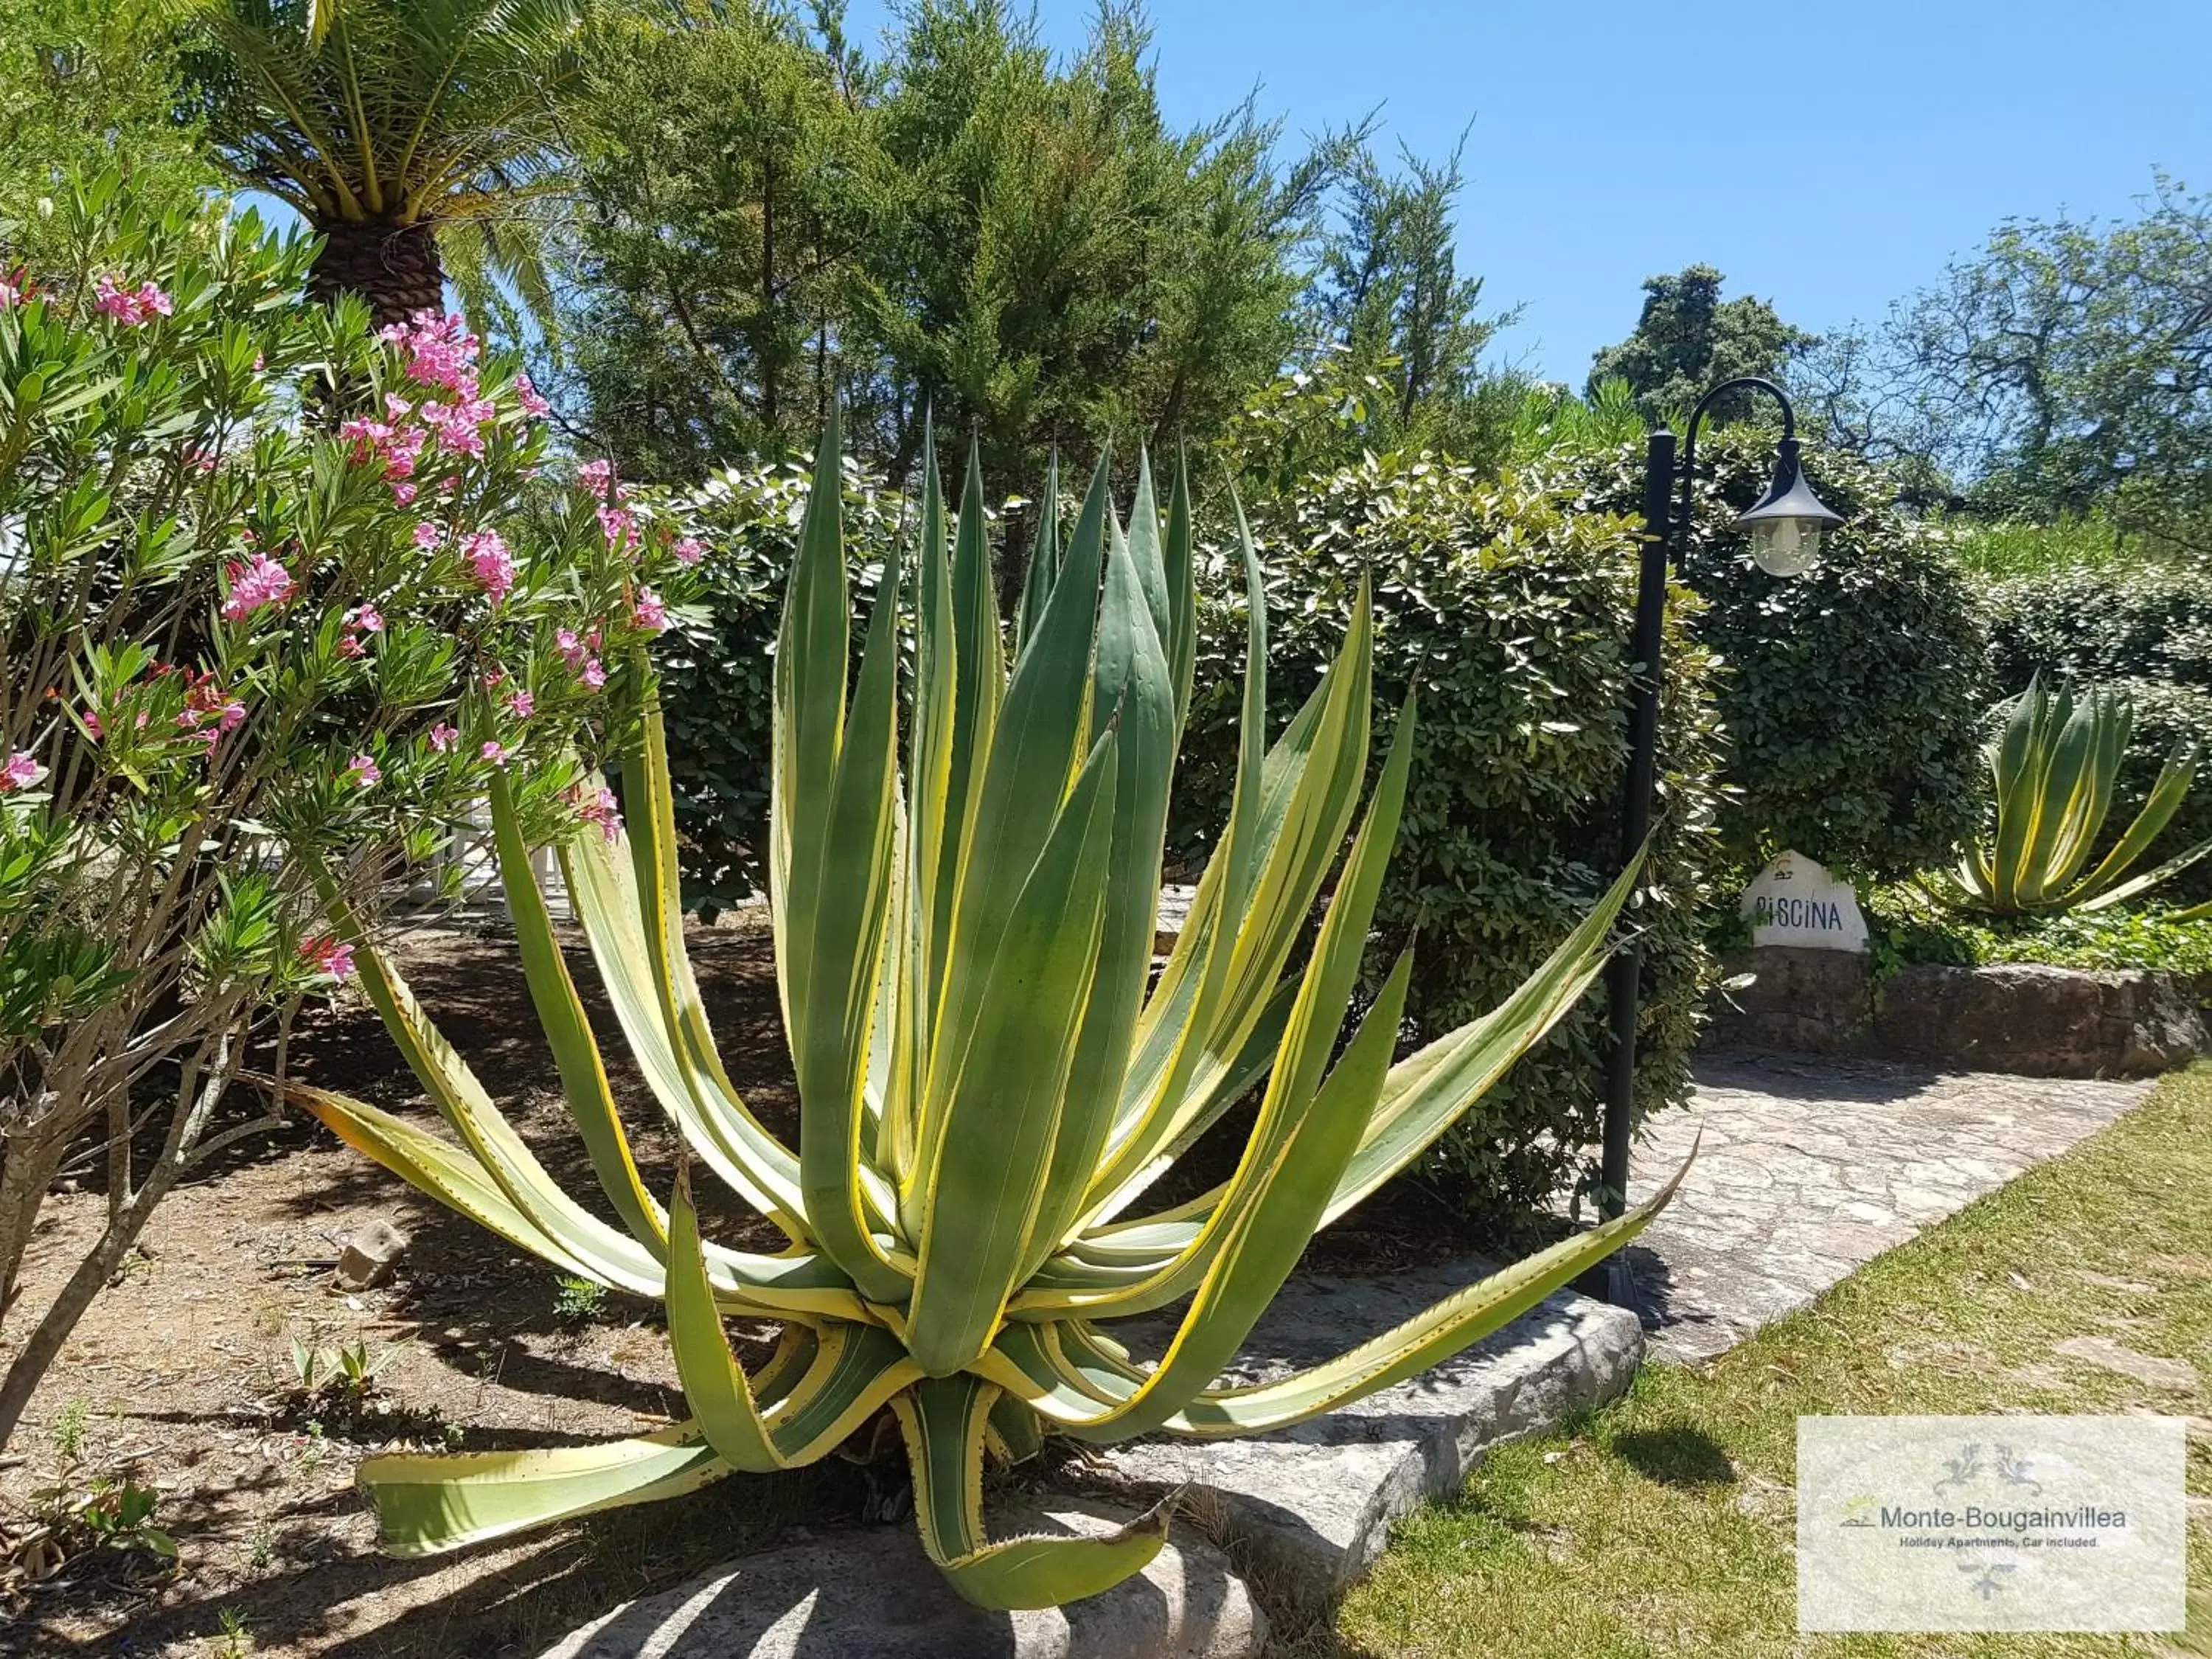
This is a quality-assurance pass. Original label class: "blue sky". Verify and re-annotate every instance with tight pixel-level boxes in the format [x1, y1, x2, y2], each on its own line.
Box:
[843, 0, 2211, 383]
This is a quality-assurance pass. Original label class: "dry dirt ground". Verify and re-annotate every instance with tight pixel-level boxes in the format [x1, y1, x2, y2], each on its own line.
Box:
[0, 910, 1479, 1658]
[0, 912, 872, 1659]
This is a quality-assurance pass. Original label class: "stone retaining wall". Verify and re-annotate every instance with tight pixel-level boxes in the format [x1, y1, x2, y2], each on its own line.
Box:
[1706, 947, 2208, 1077]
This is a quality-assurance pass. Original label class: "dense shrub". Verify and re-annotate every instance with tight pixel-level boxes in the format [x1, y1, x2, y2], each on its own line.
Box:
[1175, 453, 1726, 1222]
[1562, 430, 1987, 884]
[655, 456, 906, 914]
[0, 177, 691, 1442]
[1976, 563, 2212, 896]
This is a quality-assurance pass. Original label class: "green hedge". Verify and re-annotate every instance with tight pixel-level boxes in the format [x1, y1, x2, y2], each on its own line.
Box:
[1175, 453, 1726, 1222]
[1976, 564, 2212, 898]
[652, 457, 904, 916]
[1562, 431, 1988, 884]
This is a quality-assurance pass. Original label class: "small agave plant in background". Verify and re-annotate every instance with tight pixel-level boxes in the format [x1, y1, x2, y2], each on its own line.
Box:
[292, 411, 1686, 1610]
[1955, 675, 2211, 915]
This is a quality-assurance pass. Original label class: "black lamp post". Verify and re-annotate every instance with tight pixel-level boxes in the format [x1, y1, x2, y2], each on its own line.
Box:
[1593, 375, 1843, 1304]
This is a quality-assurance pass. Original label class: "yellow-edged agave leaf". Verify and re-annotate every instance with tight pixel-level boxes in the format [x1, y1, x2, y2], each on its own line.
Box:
[894, 1374, 1170, 1610]
[361, 1427, 731, 1557]
[312, 411, 1688, 1611]
[1959, 673, 2211, 914]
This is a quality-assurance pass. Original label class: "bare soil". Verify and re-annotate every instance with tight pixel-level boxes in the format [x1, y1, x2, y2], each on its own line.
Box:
[0, 908, 1493, 1657]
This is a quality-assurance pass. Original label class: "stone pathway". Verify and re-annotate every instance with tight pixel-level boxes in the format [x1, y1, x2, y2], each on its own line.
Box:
[1624, 1050, 2155, 1363]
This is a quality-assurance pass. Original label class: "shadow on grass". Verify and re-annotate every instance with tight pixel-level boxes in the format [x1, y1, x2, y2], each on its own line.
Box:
[1609, 1423, 1736, 1488]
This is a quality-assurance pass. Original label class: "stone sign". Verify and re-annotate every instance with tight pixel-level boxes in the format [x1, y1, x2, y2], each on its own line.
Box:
[1742, 849, 1868, 952]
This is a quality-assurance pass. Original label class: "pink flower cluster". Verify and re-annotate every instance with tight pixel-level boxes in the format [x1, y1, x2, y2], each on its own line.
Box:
[339, 604, 384, 658]
[298, 935, 356, 981]
[514, 375, 552, 420]
[178, 672, 247, 748]
[344, 753, 381, 789]
[341, 312, 528, 504]
[574, 784, 622, 841]
[428, 722, 460, 754]
[460, 529, 515, 604]
[578, 459, 641, 552]
[93, 275, 173, 326]
[557, 627, 607, 690]
[632, 588, 669, 634]
[1, 751, 44, 790]
[221, 552, 297, 623]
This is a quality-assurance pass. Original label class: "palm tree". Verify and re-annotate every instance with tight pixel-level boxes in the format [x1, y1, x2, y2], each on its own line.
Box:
[187, 0, 581, 331]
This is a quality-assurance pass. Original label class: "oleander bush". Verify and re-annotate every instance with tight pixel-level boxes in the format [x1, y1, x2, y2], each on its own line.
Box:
[0, 174, 689, 1445]
[1173, 451, 1726, 1222]
[1561, 429, 1988, 885]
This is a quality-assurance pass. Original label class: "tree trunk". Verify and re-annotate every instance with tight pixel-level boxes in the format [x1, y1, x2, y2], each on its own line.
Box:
[308, 216, 447, 332]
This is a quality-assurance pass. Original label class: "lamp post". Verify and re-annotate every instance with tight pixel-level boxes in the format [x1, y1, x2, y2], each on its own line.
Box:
[1593, 375, 1843, 1304]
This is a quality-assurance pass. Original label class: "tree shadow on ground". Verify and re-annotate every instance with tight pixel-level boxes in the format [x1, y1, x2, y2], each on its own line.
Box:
[1609, 1422, 1736, 1487]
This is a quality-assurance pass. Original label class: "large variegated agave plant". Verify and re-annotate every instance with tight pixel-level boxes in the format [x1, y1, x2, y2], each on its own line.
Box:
[1955, 675, 2210, 914]
[295, 414, 1686, 1610]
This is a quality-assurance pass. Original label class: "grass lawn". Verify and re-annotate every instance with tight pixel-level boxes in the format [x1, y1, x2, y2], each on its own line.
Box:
[1319, 1064, 2212, 1659]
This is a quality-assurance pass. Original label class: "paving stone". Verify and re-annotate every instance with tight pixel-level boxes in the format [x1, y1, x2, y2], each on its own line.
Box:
[538, 1500, 1265, 1659]
[1630, 1053, 2151, 1364]
[2052, 1336, 2201, 1392]
[1093, 1265, 1642, 1617]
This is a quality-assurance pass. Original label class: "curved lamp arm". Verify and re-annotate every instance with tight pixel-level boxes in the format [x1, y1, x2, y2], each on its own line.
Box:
[1675, 375, 1797, 532]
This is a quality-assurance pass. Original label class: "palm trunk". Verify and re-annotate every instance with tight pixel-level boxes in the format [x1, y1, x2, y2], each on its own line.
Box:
[308, 216, 447, 332]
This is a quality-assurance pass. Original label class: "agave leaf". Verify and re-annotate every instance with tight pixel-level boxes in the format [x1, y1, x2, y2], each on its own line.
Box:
[892, 1374, 1169, 1610]
[791, 530, 911, 1304]
[2068, 740, 2202, 904]
[484, 774, 662, 1248]
[665, 1162, 799, 1472]
[361, 1427, 731, 1557]
[1015, 448, 1061, 648]
[907, 729, 1120, 1375]
[1159, 1147, 1697, 1437]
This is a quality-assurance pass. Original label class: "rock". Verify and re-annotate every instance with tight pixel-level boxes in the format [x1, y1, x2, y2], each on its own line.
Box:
[537, 1500, 1265, 1659]
[1871, 963, 2205, 1078]
[2052, 1335, 2201, 1392]
[1153, 884, 1197, 958]
[1704, 947, 1870, 1052]
[1092, 1261, 1644, 1619]
[333, 1220, 410, 1290]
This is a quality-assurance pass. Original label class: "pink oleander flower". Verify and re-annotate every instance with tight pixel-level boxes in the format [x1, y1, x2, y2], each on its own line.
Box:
[632, 588, 669, 633]
[220, 552, 297, 622]
[386, 393, 414, 421]
[514, 375, 551, 420]
[577, 458, 615, 497]
[338, 635, 367, 658]
[428, 723, 459, 753]
[93, 275, 173, 326]
[482, 668, 507, 688]
[672, 537, 706, 566]
[507, 689, 535, 719]
[184, 445, 220, 474]
[298, 935, 355, 981]
[461, 529, 515, 604]
[348, 605, 385, 634]
[574, 784, 622, 841]
[479, 740, 511, 769]
[580, 657, 607, 690]
[83, 710, 105, 740]
[1, 751, 45, 790]
[0, 277, 21, 310]
[411, 521, 442, 550]
[597, 502, 637, 551]
[344, 753, 381, 789]
[391, 480, 418, 507]
[217, 699, 246, 733]
[379, 310, 481, 395]
[556, 626, 585, 667]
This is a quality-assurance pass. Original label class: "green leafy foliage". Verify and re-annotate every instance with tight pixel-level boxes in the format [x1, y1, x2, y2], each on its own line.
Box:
[1586, 264, 1813, 427]
[0, 0, 218, 268]
[1563, 429, 1988, 883]
[1173, 451, 1726, 1220]
[652, 453, 906, 914]
[1865, 882, 2212, 978]
[296, 422, 1686, 1610]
